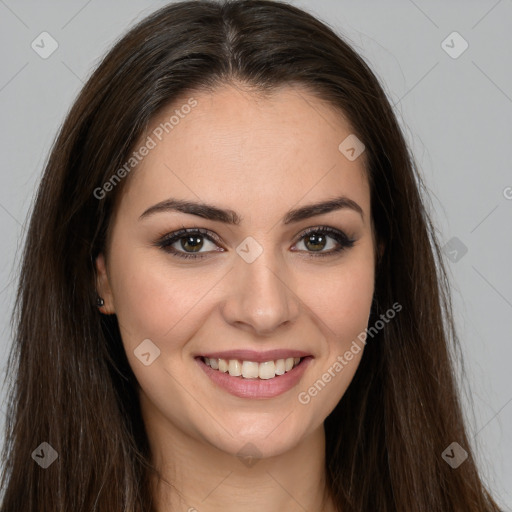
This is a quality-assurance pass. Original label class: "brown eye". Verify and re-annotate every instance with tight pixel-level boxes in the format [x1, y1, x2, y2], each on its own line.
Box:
[156, 228, 223, 259]
[293, 226, 355, 257]
[303, 232, 328, 252]
[178, 234, 204, 253]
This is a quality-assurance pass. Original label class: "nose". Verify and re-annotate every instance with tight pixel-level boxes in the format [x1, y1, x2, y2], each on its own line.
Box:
[221, 248, 301, 336]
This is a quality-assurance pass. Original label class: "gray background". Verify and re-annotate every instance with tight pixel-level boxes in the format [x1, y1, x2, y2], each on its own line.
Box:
[0, 0, 510, 508]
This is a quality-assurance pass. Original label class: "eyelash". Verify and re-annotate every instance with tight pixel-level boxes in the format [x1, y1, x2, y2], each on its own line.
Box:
[154, 226, 356, 260]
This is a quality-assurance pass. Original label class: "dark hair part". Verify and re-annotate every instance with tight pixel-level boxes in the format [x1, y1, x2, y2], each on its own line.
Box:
[0, 1, 501, 510]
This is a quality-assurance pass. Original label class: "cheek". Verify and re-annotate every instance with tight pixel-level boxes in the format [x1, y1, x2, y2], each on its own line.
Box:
[110, 250, 210, 345]
[296, 256, 374, 411]
[305, 257, 375, 341]
[109, 255, 208, 408]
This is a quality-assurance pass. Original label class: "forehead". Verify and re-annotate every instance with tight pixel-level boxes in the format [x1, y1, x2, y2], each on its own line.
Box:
[117, 83, 370, 222]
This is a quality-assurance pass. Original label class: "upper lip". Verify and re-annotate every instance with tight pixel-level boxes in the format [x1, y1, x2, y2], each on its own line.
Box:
[197, 349, 312, 363]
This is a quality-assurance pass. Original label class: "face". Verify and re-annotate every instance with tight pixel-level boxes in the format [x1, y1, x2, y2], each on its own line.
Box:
[96, 83, 376, 460]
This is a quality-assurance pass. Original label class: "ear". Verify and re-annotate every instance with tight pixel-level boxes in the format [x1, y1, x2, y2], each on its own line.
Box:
[95, 253, 115, 314]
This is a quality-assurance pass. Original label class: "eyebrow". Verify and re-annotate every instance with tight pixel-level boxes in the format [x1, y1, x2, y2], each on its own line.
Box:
[138, 195, 364, 225]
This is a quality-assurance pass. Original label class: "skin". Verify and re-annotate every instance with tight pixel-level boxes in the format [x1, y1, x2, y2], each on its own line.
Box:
[96, 82, 377, 512]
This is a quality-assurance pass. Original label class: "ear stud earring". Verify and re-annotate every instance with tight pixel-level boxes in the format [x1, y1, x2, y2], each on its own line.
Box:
[96, 297, 105, 307]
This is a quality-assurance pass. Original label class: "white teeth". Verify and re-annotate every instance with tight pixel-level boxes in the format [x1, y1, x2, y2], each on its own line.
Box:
[203, 356, 303, 379]
[241, 361, 259, 379]
[228, 359, 242, 376]
[259, 361, 276, 380]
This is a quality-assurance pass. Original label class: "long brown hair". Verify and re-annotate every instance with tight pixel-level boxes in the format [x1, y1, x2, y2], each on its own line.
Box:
[0, 1, 502, 510]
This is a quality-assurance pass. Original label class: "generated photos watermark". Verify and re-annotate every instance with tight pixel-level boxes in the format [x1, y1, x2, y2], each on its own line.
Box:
[298, 301, 402, 405]
[93, 97, 198, 200]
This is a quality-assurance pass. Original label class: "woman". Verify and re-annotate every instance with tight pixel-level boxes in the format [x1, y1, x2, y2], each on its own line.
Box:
[0, 0, 502, 510]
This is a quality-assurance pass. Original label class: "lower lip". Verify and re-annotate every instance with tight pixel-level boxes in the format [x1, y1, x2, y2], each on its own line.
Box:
[196, 356, 313, 399]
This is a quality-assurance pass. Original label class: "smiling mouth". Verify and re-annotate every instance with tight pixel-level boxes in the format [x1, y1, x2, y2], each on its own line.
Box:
[201, 356, 304, 380]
